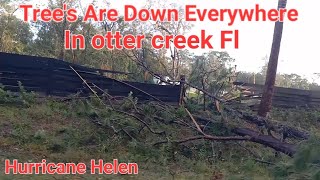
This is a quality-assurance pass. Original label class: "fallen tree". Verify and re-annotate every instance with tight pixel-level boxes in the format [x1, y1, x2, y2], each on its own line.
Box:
[190, 114, 298, 157]
[61, 67, 313, 158]
[232, 128, 297, 157]
[224, 107, 310, 140]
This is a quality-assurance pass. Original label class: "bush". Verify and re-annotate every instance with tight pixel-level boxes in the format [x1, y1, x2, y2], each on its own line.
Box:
[273, 136, 320, 180]
[0, 82, 36, 106]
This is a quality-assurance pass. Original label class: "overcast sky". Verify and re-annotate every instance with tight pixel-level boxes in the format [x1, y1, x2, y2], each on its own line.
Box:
[14, 0, 320, 84]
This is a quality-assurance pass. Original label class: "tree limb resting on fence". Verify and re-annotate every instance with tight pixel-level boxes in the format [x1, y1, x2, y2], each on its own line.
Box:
[184, 82, 226, 103]
[69, 65, 106, 105]
[69, 64, 308, 157]
[110, 78, 165, 104]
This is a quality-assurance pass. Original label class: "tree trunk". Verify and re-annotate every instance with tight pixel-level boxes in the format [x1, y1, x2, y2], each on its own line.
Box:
[232, 128, 296, 157]
[202, 78, 206, 111]
[258, 0, 287, 117]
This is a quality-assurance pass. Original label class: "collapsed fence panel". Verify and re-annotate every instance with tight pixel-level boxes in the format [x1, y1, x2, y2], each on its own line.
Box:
[234, 82, 320, 107]
[0, 52, 183, 104]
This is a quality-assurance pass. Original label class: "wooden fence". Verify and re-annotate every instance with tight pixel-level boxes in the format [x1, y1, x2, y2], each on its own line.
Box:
[234, 82, 320, 107]
[0, 52, 183, 104]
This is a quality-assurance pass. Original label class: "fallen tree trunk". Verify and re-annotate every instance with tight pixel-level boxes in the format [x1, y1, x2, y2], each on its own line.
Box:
[192, 115, 299, 157]
[232, 128, 297, 157]
[224, 107, 310, 140]
[69, 70, 303, 157]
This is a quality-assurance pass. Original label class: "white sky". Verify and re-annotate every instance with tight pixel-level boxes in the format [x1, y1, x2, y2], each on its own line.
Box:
[13, 0, 320, 84]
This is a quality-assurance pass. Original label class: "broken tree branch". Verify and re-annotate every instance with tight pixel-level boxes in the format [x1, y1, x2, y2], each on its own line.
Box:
[154, 135, 249, 146]
[185, 108, 206, 136]
[70, 64, 308, 157]
[111, 78, 165, 104]
[114, 109, 166, 135]
[232, 128, 297, 157]
[224, 107, 310, 140]
[184, 82, 225, 103]
[69, 65, 105, 106]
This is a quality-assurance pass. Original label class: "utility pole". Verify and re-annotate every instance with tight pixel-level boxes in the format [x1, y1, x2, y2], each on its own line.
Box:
[258, 0, 287, 117]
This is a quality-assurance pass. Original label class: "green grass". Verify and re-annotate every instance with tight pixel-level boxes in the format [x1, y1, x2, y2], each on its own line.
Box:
[0, 91, 319, 179]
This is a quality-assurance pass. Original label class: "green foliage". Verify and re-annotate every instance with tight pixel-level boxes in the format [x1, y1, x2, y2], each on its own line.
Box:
[271, 108, 320, 132]
[128, 141, 166, 162]
[33, 129, 46, 140]
[141, 103, 157, 117]
[185, 99, 203, 113]
[1, 1, 319, 179]
[237, 57, 319, 90]
[189, 51, 235, 96]
[175, 106, 188, 118]
[0, 8, 33, 53]
[120, 92, 138, 111]
[18, 81, 36, 106]
[273, 137, 320, 180]
[0, 83, 35, 106]
[0, 84, 16, 103]
[1, 94, 318, 179]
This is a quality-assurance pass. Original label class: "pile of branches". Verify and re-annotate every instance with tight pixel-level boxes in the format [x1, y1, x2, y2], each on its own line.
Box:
[67, 67, 311, 158]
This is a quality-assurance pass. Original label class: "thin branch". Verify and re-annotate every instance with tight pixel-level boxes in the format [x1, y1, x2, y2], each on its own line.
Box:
[112, 78, 165, 104]
[91, 83, 115, 110]
[90, 117, 135, 140]
[184, 81, 225, 103]
[254, 159, 275, 165]
[115, 109, 165, 135]
[175, 135, 249, 144]
[154, 135, 249, 146]
[69, 66, 105, 105]
[185, 108, 205, 136]
[236, 142, 261, 159]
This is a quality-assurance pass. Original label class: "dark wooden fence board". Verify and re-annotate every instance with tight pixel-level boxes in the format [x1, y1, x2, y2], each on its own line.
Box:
[0, 52, 183, 104]
[234, 82, 320, 107]
[3, 85, 45, 92]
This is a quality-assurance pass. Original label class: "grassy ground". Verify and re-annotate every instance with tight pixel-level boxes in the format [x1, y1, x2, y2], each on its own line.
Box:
[0, 91, 319, 179]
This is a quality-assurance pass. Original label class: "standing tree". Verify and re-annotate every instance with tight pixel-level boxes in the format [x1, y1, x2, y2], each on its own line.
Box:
[0, 0, 33, 53]
[258, 0, 287, 117]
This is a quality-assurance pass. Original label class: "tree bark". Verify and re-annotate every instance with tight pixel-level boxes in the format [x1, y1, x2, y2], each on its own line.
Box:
[202, 78, 206, 111]
[232, 128, 296, 157]
[258, 0, 287, 117]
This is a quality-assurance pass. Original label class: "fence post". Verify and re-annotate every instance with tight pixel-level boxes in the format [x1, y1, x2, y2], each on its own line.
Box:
[179, 75, 186, 106]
